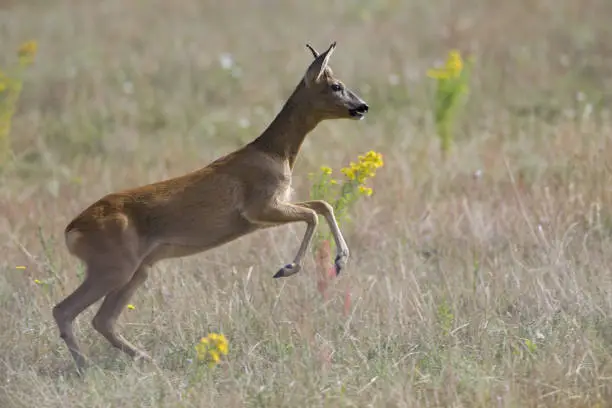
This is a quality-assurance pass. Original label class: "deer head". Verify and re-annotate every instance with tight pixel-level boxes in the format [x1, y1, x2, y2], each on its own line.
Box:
[298, 42, 369, 121]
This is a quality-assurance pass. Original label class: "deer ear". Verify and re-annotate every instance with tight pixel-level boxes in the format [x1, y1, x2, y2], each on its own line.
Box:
[305, 43, 319, 59]
[304, 41, 336, 86]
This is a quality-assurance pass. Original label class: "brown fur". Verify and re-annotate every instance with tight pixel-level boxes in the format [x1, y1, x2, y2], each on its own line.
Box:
[53, 41, 369, 373]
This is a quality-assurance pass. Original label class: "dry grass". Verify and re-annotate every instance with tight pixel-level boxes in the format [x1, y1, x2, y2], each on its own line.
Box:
[2, 0, 612, 406]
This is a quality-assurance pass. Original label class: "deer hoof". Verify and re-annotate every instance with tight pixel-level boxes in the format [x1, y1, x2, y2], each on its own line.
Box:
[334, 253, 348, 275]
[273, 263, 301, 278]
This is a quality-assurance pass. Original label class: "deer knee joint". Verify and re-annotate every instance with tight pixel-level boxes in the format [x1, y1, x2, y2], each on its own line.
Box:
[306, 210, 319, 226]
[92, 314, 113, 334]
[314, 202, 334, 218]
[318, 200, 334, 215]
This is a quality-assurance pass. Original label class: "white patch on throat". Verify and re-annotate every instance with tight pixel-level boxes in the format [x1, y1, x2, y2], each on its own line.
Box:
[280, 183, 294, 202]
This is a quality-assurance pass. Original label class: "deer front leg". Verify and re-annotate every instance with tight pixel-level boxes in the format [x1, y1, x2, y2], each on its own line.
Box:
[243, 202, 319, 278]
[295, 200, 349, 275]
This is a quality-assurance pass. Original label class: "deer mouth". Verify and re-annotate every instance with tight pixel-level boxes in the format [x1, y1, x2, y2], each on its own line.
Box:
[349, 109, 366, 120]
[349, 103, 369, 120]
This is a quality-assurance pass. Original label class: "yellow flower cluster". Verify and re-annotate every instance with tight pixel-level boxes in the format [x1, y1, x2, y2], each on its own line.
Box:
[17, 40, 37, 65]
[340, 150, 384, 187]
[309, 150, 384, 239]
[319, 166, 338, 184]
[427, 50, 463, 80]
[195, 332, 229, 367]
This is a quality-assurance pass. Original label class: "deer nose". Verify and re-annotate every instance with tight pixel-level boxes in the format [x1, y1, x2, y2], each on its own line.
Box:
[356, 103, 369, 113]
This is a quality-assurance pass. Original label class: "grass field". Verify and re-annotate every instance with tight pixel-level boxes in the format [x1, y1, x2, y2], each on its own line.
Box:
[2, 0, 612, 406]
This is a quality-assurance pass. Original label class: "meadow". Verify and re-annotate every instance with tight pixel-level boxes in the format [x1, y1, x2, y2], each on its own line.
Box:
[1, 0, 612, 406]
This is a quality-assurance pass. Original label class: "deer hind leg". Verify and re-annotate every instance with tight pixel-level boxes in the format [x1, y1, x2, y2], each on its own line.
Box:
[243, 202, 318, 278]
[296, 200, 349, 275]
[53, 264, 134, 373]
[91, 264, 150, 361]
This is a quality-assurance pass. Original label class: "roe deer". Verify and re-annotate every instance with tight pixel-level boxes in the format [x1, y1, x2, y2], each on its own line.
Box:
[53, 41, 369, 372]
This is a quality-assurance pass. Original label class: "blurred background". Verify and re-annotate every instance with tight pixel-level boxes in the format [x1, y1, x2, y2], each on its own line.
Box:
[1, 0, 612, 406]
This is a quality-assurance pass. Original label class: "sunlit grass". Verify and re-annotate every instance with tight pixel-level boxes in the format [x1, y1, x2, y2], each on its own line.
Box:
[1, 1, 611, 407]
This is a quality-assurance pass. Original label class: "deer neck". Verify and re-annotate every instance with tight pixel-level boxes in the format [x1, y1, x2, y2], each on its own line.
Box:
[250, 81, 321, 169]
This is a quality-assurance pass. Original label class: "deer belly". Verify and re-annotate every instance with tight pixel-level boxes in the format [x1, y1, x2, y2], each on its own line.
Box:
[148, 211, 258, 257]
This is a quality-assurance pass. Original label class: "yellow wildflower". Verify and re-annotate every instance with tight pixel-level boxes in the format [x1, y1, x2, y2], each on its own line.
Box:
[341, 166, 356, 180]
[127, 304, 136, 310]
[217, 341, 229, 355]
[446, 50, 463, 77]
[18, 40, 37, 61]
[320, 166, 332, 176]
[340, 151, 383, 185]
[427, 50, 463, 80]
[358, 186, 373, 196]
[364, 151, 384, 167]
[208, 350, 220, 364]
[195, 332, 229, 366]
[34, 279, 42, 285]
[210, 333, 229, 355]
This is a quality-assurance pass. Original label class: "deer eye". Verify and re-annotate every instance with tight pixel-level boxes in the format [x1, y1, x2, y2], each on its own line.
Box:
[330, 83, 343, 92]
